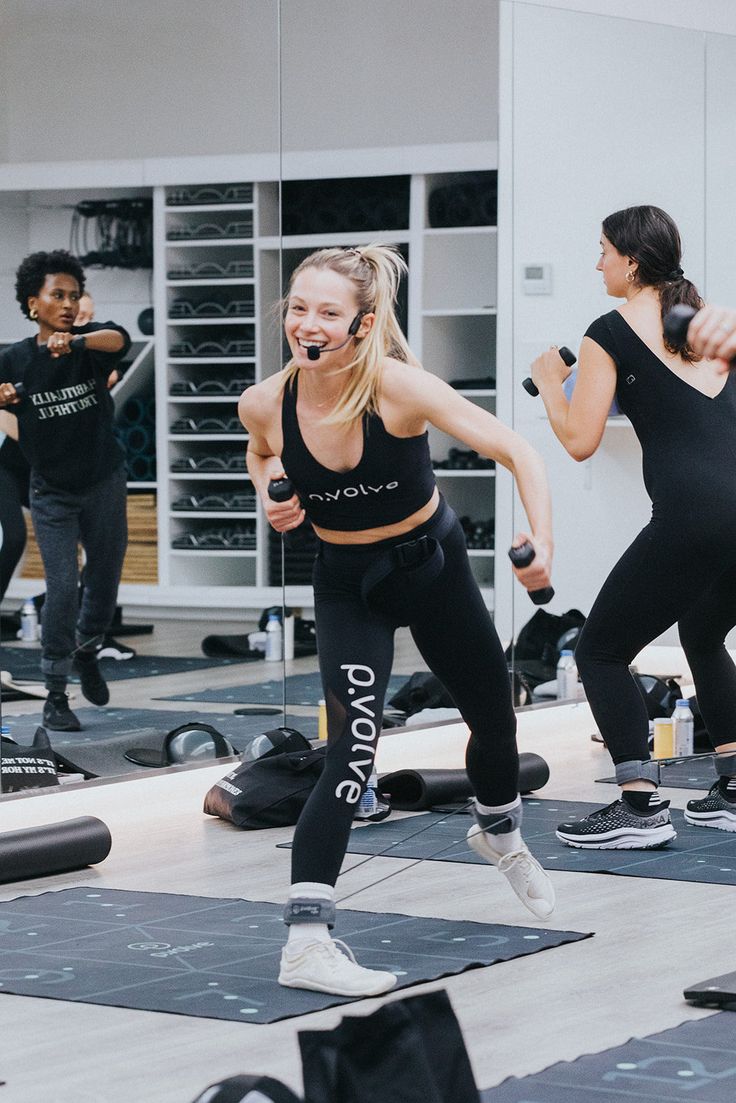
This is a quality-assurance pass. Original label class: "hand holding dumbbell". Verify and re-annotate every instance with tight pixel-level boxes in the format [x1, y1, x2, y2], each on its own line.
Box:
[508, 540, 554, 605]
[522, 346, 577, 397]
[267, 475, 313, 547]
[664, 303, 736, 369]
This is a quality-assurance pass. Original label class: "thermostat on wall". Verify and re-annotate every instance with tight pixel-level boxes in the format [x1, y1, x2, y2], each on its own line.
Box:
[522, 263, 552, 295]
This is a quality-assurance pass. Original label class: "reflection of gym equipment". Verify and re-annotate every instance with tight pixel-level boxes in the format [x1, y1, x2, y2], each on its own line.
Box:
[522, 346, 576, 397]
[379, 752, 549, 810]
[508, 541, 554, 605]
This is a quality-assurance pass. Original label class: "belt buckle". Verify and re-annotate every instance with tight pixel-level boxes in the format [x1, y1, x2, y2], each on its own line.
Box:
[392, 536, 427, 569]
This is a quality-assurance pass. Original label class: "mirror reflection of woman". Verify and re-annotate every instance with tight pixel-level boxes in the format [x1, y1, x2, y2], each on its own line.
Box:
[531, 205, 736, 849]
[240, 244, 556, 998]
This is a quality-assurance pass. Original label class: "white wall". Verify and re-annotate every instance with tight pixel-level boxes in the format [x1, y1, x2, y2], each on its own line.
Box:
[496, 0, 736, 648]
[0, 0, 281, 164]
[0, 0, 497, 167]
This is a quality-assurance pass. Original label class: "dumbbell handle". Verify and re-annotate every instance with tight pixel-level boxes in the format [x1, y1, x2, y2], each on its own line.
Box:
[268, 475, 315, 548]
[268, 475, 294, 503]
[522, 346, 576, 397]
[508, 540, 554, 605]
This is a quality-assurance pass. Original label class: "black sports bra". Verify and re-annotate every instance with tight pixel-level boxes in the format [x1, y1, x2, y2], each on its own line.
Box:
[279, 375, 436, 530]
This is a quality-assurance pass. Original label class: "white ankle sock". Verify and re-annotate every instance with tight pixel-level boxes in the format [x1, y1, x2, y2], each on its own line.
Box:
[286, 882, 334, 948]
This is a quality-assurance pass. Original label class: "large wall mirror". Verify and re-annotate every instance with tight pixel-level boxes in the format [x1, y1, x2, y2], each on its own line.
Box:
[0, 0, 506, 798]
[4, 2, 735, 800]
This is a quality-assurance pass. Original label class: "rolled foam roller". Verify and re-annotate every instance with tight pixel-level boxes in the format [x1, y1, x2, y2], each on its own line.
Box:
[0, 816, 112, 884]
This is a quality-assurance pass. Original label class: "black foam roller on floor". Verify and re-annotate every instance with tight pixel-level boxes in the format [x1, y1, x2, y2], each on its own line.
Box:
[379, 751, 550, 810]
[0, 816, 112, 884]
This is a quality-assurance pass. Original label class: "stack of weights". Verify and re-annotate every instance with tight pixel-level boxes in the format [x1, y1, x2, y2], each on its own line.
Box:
[116, 391, 156, 483]
[459, 516, 494, 550]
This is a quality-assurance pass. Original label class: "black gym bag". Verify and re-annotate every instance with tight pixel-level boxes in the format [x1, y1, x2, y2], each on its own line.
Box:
[203, 730, 325, 829]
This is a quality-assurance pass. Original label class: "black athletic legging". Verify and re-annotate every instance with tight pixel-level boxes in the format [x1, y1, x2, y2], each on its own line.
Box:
[576, 513, 736, 765]
[0, 465, 29, 601]
[290, 496, 518, 887]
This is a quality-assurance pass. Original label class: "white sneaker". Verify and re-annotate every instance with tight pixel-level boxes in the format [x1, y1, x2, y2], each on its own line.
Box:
[467, 825, 556, 920]
[278, 938, 397, 997]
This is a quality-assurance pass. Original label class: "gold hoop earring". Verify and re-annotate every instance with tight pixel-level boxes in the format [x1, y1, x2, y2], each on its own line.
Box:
[29, 307, 38, 320]
[625, 271, 636, 285]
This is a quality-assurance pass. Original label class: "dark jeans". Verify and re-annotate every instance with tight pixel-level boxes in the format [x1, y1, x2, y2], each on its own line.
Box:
[291, 498, 518, 887]
[30, 465, 128, 689]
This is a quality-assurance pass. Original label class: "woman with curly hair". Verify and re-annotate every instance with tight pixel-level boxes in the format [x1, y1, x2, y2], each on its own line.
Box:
[0, 250, 131, 730]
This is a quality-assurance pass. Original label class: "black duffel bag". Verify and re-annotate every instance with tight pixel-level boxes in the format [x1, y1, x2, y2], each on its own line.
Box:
[203, 730, 324, 829]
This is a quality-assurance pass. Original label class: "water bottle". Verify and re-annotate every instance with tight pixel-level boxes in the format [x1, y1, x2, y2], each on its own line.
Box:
[19, 600, 39, 642]
[264, 613, 283, 662]
[556, 649, 577, 700]
[672, 698, 694, 757]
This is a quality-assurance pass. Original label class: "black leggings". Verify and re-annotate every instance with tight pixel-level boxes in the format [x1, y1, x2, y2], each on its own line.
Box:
[0, 466, 29, 602]
[576, 514, 736, 766]
[291, 498, 518, 887]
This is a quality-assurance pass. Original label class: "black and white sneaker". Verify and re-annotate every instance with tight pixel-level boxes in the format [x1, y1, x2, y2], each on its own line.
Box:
[685, 783, 736, 832]
[96, 635, 136, 660]
[556, 796, 676, 849]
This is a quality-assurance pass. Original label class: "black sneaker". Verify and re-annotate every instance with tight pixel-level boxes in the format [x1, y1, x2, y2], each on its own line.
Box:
[42, 692, 81, 732]
[556, 798, 676, 849]
[96, 635, 136, 660]
[685, 783, 736, 832]
[73, 653, 110, 706]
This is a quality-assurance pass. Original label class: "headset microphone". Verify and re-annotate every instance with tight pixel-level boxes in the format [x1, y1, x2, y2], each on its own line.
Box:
[305, 313, 363, 361]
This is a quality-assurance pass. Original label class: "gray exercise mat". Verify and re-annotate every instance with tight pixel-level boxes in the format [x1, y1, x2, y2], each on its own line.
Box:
[0, 708, 318, 777]
[334, 800, 736, 886]
[0, 646, 244, 683]
[598, 754, 717, 791]
[158, 671, 406, 706]
[480, 1012, 735, 1101]
[0, 887, 590, 1024]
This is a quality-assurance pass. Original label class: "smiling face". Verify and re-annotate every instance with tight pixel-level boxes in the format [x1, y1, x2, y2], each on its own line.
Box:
[596, 232, 637, 299]
[28, 273, 81, 337]
[285, 266, 361, 366]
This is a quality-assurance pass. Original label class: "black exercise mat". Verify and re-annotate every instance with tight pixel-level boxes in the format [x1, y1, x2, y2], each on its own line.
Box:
[158, 671, 406, 706]
[480, 1012, 734, 1101]
[0, 887, 590, 1024]
[0, 646, 243, 683]
[685, 969, 736, 1011]
[331, 799, 736, 886]
[598, 754, 717, 791]
[0, 708, 318, 777]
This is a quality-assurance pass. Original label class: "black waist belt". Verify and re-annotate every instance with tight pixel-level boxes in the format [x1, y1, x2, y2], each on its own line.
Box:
[360, 504, 456, 606]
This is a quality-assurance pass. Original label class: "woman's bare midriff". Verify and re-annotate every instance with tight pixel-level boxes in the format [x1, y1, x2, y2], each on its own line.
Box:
[312, 487, 440, 545]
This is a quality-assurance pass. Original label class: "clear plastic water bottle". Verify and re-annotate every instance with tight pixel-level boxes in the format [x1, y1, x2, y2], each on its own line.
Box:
[264, 612, 283, 662]
[19, 600, 39, 641]
[672, 698, 694, 757]
[556, 649, 578, 700]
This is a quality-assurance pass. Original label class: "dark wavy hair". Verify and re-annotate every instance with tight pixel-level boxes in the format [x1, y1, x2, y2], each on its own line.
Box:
[14, 250, 86, 320]
[602, 205, 704, 362]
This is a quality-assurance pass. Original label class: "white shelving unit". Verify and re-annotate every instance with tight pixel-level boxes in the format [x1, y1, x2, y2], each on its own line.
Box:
[154, 169, 499, 608]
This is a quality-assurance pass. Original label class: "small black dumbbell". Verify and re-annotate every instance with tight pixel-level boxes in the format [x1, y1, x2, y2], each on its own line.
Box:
[522, 346, 577, 397]
[267, 476, 314, 549]
[508, 541, 554, 605]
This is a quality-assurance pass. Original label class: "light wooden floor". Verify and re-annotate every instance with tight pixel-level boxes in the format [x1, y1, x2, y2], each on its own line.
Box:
[0, 624, 726, 1103]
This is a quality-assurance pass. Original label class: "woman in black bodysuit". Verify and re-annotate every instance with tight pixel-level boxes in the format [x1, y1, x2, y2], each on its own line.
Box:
[530, 205, 736, 850]
[240, 244, 556, 998]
